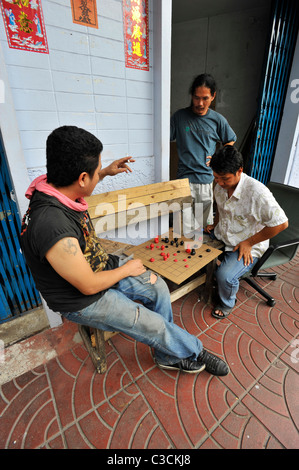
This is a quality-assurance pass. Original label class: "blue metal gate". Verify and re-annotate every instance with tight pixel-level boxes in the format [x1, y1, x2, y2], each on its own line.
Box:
[248, 0, 299, 184]
[0, 131, 41, 323]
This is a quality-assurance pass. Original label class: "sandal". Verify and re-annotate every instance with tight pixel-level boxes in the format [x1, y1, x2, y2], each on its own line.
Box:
[212, 305, 232, 319]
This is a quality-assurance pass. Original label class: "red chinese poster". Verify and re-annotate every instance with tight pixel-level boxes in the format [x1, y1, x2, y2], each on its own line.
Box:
[70, 0, 98, 29]
[123, 0, 149, 71]
[0, 0, 48, 53]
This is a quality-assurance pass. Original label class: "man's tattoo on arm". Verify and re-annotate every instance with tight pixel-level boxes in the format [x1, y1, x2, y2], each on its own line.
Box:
[62, 238, 78, 256]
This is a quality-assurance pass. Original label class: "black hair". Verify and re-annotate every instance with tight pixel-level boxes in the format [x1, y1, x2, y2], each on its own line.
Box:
[46, 126, 103, 187]
[210, 146, 243, 175]
[189, 73, 217, 96]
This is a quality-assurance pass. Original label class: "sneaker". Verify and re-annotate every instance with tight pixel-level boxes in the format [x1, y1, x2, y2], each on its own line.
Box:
[157, 359, 206, 374]
[197, 349, 229, 376]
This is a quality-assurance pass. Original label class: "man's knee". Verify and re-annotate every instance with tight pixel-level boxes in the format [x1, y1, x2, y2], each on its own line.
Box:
[150, 273, 158, 284]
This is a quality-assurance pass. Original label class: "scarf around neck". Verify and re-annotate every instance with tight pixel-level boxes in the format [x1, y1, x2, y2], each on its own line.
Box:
[25, 174, 88, 212]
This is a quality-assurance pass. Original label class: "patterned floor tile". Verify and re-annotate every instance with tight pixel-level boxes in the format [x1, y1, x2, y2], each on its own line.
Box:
[0, 254, 298, 449]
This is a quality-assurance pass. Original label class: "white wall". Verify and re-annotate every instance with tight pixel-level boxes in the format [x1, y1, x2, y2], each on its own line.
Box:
[0, 0, 156, 201]
[271, 34, 299, 188]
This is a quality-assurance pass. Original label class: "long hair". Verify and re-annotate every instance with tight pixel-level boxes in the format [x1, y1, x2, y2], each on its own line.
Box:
[189, 73, 217, 96]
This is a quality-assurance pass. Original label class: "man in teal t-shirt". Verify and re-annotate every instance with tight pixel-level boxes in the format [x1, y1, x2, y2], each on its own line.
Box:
[170, 73, 236, 235]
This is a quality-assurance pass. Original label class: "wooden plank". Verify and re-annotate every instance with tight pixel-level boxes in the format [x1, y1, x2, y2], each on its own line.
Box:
[170, 274, 206, 302]
[88, 192, 191, 219]
[93, 201, 186, 233]
[86, 179, 191, 218]
[88, 194, 191, 222]
[86, 178, 190, 208]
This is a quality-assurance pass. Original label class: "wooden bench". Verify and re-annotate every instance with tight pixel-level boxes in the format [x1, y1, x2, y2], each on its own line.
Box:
[78, 178, 222, 373]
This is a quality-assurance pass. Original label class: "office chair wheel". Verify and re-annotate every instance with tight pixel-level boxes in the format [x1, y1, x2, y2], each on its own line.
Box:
[267, 299, 276, 307]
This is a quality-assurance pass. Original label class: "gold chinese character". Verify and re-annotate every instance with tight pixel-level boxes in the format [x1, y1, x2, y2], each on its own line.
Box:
[132, 24, 142, 41]
[132, 6, 141, 23]
[133, 41, 142, 57]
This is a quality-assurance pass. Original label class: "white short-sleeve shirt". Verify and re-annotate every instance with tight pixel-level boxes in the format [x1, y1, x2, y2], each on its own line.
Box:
[214, 173, 288, 258]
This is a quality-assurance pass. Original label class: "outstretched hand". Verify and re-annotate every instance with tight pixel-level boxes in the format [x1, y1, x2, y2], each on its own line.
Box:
[100, 156, 135, 178]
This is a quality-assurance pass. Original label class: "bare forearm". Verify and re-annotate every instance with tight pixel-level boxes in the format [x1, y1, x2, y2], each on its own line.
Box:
[84, 260, 145, 295]
[46, 238, 146, 296]
[234, 221, 288, 265]
[246, 221, 288, 248]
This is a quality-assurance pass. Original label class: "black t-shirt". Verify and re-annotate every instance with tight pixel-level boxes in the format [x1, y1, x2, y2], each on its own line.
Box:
[20, 191, 119, 313]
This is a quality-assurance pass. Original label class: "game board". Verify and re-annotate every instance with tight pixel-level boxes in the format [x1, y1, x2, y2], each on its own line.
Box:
[124, 230, 223, 285]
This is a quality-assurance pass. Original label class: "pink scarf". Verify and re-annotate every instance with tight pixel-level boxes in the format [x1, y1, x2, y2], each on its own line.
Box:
[25, 174, 88, 212]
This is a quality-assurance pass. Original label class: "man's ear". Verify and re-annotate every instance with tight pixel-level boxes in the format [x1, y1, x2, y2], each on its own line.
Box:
[211, 92, 216, 102]
[78, 172, 87, 188]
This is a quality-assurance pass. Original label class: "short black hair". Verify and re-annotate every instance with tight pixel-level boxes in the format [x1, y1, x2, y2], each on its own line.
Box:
[46, 126, 103, 187]
[189, 73, 217, 96]
[210, 146, 243, 175]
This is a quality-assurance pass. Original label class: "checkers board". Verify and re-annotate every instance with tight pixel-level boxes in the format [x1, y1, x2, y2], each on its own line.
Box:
[124, 232, 222, 285]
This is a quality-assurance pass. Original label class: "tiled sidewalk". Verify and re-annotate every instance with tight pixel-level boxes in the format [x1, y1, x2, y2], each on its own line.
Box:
[0, 255, 298, 449]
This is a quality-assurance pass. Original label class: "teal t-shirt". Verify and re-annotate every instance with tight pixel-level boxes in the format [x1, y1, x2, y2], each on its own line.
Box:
[170, 107, 237, 184]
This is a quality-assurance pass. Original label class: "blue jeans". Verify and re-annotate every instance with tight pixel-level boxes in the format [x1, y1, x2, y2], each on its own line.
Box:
[63, 261, 203, 366]
[215, 250, 258, 309]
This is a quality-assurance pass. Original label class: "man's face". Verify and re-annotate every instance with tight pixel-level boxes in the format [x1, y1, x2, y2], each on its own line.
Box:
[192, 86, 215, 116]
[213, 168, 243, 191]
[84, 154, 102, 196]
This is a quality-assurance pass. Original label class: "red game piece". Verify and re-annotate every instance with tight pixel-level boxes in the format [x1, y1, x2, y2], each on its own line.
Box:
[186, 248, 191, 253]
[174, 259, 178, 262]
[183, 258, 187, 262]
[150, 243, 154, 248]
[160, 252, 165, 256]
[150, 258, 155, 262]
[154, 237, 159, 243]
[185, 265, 189, 268]
[161, 245, 165, 250]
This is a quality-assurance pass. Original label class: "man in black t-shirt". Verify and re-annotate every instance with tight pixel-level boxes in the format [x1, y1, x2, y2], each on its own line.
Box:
[21, 125, 229, 376]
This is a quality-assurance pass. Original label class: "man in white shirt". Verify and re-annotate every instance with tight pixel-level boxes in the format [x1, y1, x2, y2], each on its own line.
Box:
[205, 146, 288, 319]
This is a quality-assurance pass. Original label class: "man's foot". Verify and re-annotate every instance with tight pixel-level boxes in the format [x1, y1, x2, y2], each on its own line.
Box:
[157, 359, 206, 374]
[212, 304, 232, 319]
[197, 349, 229, 376]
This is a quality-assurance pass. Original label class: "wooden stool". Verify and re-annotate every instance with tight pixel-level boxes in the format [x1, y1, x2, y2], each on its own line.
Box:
[78, 325, 109, 374]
